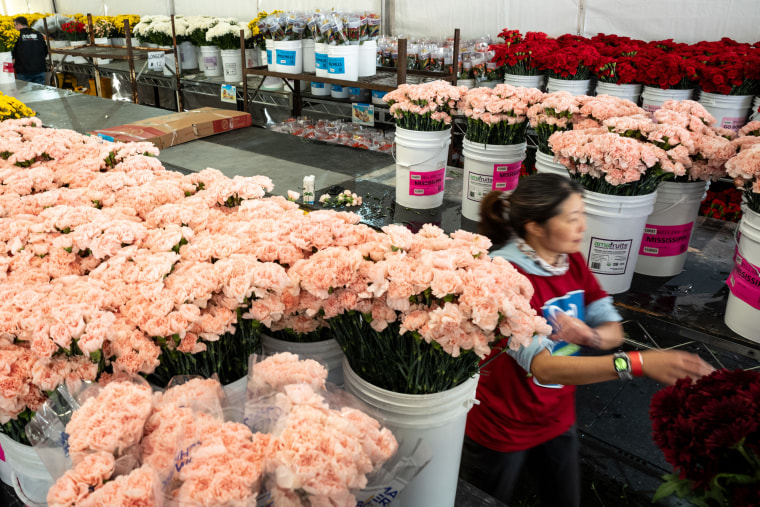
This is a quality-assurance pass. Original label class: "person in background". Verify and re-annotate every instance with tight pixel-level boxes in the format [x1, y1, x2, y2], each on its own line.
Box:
[459, 173, 714, 507]
[12, 16, 48, 85]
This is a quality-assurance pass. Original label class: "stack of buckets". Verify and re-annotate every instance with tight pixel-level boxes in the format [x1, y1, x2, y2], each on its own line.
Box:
[725, 207, 760, 343]
[581, 190, 657, 294]
[394, 128, 451, 209]
[634, 181, 709, 277]
[461, 140, 526, 221]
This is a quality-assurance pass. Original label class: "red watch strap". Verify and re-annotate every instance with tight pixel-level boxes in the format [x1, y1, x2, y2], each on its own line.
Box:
[629, 351, 644, 377]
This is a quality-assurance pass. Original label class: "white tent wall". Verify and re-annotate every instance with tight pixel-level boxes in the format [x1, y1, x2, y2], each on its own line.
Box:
[583, 0, 760, 43]
[3, 0, 54, 16]
[4, 0, 760, 43]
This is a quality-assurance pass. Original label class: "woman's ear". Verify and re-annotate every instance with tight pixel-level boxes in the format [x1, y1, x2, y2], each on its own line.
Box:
[524, 220, 545, 239]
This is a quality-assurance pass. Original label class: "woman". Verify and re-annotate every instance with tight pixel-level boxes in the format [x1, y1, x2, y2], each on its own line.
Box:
[459, 174, 714, 507]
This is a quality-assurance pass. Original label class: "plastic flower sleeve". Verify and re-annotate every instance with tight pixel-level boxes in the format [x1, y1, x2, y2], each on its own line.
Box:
[367, 14, 381, 40]
[26, 376, 152, 483]
[359, 15, 369, 41]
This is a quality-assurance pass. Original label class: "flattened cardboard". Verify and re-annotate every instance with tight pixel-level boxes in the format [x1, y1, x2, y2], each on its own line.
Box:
[88, 107, 252, 149]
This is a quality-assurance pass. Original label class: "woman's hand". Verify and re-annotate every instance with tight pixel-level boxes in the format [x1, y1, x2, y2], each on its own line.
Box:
[640, 350, 715, 385]
[550, 313, 624, 350]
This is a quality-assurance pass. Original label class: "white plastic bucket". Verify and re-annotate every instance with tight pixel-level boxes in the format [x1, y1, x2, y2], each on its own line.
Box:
[93, 37, 111, 64]
[641, 86, 693, 115]
[348, 87, 370, 102]
[461, 140, 526, 221]
[343, 359, 478, 507]
[634, 181, 709, 277]
[546, 77, 591, 96]
[331, 84, 349, 99]
[327, 44, 359, 81]
[750, 96, 760, 122]
[0, 433, 54, 506]
[371, 89, 386, 105]
[262, 335, 345, 386]
[581, 190, 657, 294]
[458, 78, 476, 90]
[0, 439, 11, 485]
[68, 40, 88, 64]
[159, 45, 180, 77]
[275, 39, 303, 74]
[245, 48, 256, 68]
[595, 82, 642, 105]
[315, 42, 329, 78]
[535, 150, 570, 177]
[0, 52, 13, 84]
[503, 73, 544, 90]
[310, 81, 330, 96]
[179, 41, 198, 70]
[302, 38, 316, 73]
[200, 45, 222, 77]
[111, 37, 126, 46]
[49, 40, 69, 63]
[725, 207, 760, 343]
[220, 49, 243, 83]
[698, 91, 754, 133]
[265, 39, 277, 72]
[358, 40, 377, 77]
[394, 127, 451, 209]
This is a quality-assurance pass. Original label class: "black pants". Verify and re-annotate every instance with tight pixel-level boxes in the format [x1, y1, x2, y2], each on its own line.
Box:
[459, 426, 580, 507]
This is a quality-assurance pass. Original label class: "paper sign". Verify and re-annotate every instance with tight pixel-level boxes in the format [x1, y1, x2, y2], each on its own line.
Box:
[148, 51, 165, 71]
[328, 56, 345, 74]
[409, 166, 446, 196]
[587, 237, 632, 275]
[639, 222, 694, 257]
[221, 84, 236, 104]
[352, 103, 374, 126]
[491, 162, 521, 191]
[277, 50, 296, 67]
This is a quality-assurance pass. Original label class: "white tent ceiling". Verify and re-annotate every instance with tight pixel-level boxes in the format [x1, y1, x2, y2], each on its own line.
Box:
[3, 0, 760, 44]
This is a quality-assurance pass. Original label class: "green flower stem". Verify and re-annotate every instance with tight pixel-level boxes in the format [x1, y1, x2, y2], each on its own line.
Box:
[328, 311, 480, 394]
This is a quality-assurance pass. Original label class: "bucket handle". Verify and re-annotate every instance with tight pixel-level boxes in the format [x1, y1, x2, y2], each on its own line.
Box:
[648, 193, 689, 216]
[391, 138, 449, 169]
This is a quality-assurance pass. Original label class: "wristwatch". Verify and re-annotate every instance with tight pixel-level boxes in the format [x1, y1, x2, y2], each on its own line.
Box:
[613, 352, 633, 380]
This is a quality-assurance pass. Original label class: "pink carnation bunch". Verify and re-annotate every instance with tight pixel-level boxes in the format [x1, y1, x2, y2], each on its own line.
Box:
[459, 85, 545, 144]
[383, 80, 468, 131]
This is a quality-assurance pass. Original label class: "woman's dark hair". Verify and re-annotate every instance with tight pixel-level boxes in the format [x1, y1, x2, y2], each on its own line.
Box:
[478, 173, 584, 250]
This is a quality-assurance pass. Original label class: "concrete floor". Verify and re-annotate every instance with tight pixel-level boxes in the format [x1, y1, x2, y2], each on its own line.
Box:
[3, 78, 759, 507]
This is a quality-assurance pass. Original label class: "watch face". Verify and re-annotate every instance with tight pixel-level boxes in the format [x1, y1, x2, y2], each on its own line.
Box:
[614, 357, 628, 371]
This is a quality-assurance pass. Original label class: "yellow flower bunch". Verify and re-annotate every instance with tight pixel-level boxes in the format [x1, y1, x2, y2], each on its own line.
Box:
[69, 13, 89, 25]
[0, 92, 36, 121]
[113, 15, 140, 35]
[0, 18, 19, 52]
[24, 13, 50, 26]
[248, 10, 282, 36]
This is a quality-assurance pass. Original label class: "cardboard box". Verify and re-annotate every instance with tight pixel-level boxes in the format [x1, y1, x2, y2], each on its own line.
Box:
[88, 107, 252, 149]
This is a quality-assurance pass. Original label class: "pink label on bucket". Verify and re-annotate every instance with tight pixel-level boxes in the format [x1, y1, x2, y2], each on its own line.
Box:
[409, 166, 445, 196]
[492, 162, 521, 191]
[0, 442, 4, 461]
[727, 252, 760, 310]
[639, 222, 694, 257]
[721, 116, 747, 133]
[642, 103, 661, 114]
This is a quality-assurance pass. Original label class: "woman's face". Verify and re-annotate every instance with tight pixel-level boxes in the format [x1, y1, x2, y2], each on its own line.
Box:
[532, 193, 587, 257]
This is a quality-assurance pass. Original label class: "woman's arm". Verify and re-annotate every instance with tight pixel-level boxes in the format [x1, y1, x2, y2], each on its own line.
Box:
[530, 348, 714, 386]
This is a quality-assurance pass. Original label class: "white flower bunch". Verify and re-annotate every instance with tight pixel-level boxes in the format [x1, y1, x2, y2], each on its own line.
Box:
[186, 16, 219, 31]
[149, 21, 174, 37]
[206, 22, 251, 42]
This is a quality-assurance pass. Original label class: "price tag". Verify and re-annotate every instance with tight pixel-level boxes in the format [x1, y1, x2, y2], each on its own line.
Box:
[147, 51, 165, 71]
[221, 84, 237, 104]
[352, 103, 374, 126]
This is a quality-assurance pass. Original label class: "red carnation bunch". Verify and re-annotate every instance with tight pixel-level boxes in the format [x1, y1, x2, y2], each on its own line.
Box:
[690, 41, 760, 96]
[590, 34, 644, 84]
[490, 29, 556, 76]
[541, 39, 600, 80]
[699, 187, 743, 222]
[634, 47, 698, 90]
[650, 368, 760, 506]
[60, 21, 88, 42]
